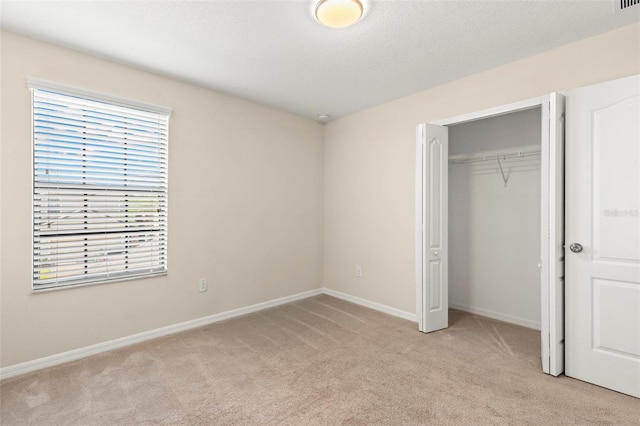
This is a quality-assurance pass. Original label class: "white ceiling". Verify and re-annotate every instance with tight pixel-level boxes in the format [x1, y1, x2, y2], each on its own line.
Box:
[1, 1, 638, 120]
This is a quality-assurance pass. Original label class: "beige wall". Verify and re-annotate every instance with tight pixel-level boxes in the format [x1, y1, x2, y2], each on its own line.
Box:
[0, 31, 324, 367]
[323, 23, 640, 314]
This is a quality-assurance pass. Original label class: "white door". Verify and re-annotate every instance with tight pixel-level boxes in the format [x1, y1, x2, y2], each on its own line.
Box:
[540, 93, 566, 376]
[416, 123, 448, 333]
[565, 75, 640, 398]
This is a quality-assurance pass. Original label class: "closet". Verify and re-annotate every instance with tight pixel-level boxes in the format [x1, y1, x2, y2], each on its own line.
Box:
[447, 108, 542, 329]
[415, 93, 565, 375]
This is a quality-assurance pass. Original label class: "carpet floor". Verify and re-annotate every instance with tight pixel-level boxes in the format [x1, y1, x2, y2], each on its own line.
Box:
[1, 294, 638, 425]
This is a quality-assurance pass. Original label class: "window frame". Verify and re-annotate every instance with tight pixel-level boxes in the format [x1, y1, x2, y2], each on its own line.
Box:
[29, 78, 172, 292]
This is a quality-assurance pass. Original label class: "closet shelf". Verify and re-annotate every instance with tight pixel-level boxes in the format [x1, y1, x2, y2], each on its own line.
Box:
[449, 148, 541, 165]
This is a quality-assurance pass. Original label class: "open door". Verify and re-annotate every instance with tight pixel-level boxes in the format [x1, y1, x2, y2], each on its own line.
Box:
[540, 93, 566, 376]
[565, 75, 640, 397]
[416, 123, 448, 333]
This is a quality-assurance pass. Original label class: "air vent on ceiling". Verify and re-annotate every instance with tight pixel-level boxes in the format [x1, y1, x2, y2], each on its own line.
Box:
[620, 0, 639, 9]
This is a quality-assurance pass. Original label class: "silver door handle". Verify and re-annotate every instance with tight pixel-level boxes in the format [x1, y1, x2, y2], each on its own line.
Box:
[569, 243, 583, 253]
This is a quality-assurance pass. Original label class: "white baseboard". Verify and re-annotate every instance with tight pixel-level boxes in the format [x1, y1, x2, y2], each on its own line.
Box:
[449, 301, 540, 330]
[1, 288, 542, 381]
[0, 288, 323, 381]
[322, 288, 417, 323]
[1, 287, 419, 381]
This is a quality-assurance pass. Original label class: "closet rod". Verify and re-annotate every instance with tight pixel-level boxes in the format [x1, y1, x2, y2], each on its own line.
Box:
[449, 148, 541, 165]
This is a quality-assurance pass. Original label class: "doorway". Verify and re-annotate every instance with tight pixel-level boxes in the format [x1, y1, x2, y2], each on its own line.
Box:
[447, 108, 542, 330]
[415, 94, 565, 376]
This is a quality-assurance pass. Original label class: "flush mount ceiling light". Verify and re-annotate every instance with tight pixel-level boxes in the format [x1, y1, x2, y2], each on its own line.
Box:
[315, 0, 364, 29]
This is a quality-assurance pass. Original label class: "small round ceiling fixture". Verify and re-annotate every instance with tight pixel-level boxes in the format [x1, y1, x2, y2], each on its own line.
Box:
[315, 0, 364, 29]
[317, 114, 331, 122]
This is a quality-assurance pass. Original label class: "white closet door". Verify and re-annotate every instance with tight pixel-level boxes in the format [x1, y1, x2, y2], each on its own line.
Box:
[565, 75, 640, 397]
[416, 124, 448, 333]
[541, 93, 566, 376]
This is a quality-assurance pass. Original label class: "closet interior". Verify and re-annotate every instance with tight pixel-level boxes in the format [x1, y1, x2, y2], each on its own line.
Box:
[447, 107, 543, 330]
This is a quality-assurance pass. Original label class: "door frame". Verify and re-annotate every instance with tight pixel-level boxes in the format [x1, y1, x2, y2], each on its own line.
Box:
[415, 94, 564, 375]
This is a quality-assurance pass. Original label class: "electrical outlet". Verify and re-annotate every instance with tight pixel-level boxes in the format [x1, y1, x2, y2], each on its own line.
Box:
[355, 266, 362, 277]
[198, 278, 208, 292]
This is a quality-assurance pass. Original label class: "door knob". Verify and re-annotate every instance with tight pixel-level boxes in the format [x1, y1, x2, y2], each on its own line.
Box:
[569, 243, 583, 253]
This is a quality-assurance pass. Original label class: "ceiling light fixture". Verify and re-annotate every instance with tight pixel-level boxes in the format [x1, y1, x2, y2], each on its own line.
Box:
[315, 0, 364, 29]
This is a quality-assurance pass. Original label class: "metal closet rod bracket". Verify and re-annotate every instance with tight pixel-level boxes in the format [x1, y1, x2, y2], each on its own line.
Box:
[496, 155, 508, 187]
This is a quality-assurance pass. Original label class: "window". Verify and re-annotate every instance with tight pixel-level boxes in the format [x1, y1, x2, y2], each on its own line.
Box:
[30, 80, 170, 290]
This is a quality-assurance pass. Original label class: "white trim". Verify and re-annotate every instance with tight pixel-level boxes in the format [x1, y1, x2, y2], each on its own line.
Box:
[0, 280, 557, 381]
[322, 288, 417, 323]
[27, 77, 172, 116]
[547, 92, 565, 377]
[415, 124, 425, 331]
[433, 96, 547, 127]
[0, 288, 322, 380]
[449, 302, 541, 331]
[0, 287, 420, 381]
[540, 96, 552, 374]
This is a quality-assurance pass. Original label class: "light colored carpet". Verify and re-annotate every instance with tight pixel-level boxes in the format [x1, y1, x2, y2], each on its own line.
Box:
[1, 294, 638, 425]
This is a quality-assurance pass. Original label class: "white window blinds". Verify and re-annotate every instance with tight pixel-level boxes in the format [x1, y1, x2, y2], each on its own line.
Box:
[32, 86, 169, 290]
